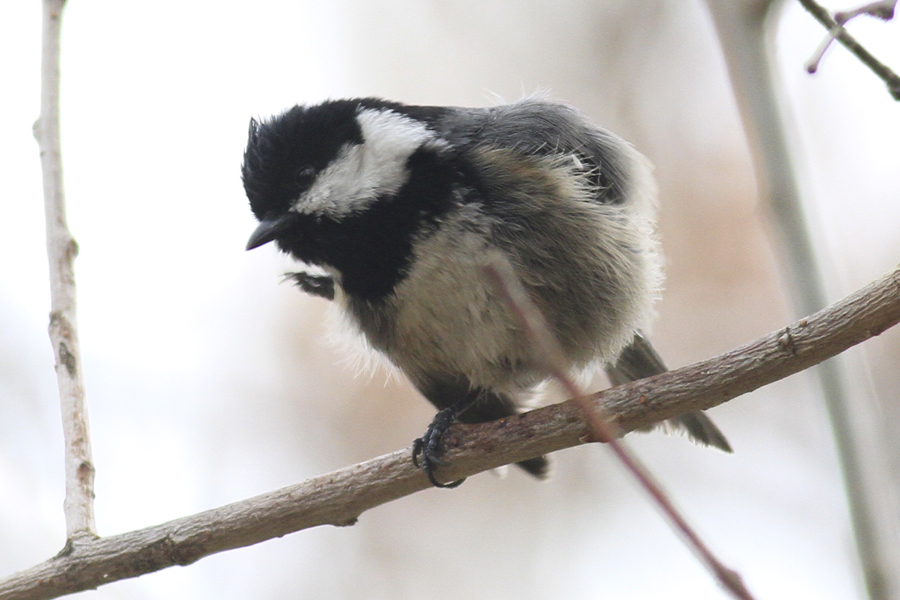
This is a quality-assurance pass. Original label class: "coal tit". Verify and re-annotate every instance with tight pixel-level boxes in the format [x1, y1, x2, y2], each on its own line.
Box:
[242, 97, 731, 487]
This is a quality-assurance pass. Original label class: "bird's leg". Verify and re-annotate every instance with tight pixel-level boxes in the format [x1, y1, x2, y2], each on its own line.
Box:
[412, 389, 483, 488]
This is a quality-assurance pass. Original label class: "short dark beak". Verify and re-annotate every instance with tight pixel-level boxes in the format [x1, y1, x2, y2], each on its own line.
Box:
[246, 213, 298, 250]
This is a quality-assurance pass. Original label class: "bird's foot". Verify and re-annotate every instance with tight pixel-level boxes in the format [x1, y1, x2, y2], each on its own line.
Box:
[412, 407, 466, 489]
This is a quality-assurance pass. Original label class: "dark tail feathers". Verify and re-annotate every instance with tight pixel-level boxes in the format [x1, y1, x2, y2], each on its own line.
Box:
[605, 332, 732, 453]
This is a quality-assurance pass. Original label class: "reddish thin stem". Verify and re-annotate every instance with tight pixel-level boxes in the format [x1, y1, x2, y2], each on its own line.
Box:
[482, 256, 755, 600]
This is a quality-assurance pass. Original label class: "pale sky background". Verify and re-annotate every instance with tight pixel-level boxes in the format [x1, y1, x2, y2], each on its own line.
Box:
[1, 1, 899, 599]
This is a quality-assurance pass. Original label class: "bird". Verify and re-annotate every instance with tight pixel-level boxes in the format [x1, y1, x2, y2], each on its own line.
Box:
[242, 96, 731, 487]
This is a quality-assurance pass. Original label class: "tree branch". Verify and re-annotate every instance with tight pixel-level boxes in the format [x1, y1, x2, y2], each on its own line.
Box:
[2, 261, 899, 600]
[32, 0, 97, 543]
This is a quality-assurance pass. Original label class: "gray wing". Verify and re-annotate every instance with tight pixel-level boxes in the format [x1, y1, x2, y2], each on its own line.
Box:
[605, 332, 732, 452]
[439, 99, 634, 205]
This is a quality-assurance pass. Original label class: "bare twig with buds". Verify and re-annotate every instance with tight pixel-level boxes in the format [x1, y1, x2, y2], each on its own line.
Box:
[798, 0, 900, 99]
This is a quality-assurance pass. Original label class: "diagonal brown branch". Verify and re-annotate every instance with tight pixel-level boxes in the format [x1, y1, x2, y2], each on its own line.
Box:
[2, 262, 899, 600]
[33, 0, 96, 543]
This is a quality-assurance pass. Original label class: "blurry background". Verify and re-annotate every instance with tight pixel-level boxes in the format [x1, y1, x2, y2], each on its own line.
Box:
[1, 1, 898, 598]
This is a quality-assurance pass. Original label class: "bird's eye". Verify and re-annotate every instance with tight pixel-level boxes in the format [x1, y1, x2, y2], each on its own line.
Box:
[295, 166, 316, 188]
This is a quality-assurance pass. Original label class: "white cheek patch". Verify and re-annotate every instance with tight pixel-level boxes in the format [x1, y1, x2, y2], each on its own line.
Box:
[294, 108, 444, 217]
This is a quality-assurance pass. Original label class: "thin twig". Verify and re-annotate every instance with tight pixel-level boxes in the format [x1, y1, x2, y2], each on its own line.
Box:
[797, 0, 900, 99]
[481, 255, 755, 600]
[33, 0, 96, 542]
[805, 0, 897, 73]
[836, 0, 897, 22]
[2, 259, 898, 600]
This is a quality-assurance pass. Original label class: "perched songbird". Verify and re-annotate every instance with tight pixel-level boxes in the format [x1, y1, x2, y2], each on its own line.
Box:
[242, 97, 731, 487]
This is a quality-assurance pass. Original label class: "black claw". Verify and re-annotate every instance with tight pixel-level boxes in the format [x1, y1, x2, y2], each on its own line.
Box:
[284, 271, 335, 301]
[411, 407, 466, 488]
[411, 437, 423, 468]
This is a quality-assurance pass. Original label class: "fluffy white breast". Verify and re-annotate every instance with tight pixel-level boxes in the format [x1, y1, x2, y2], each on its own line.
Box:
[294, 108, 444, 217]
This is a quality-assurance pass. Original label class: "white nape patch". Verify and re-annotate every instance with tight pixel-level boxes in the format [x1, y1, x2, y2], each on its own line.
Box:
[294, 108, 441, 217]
